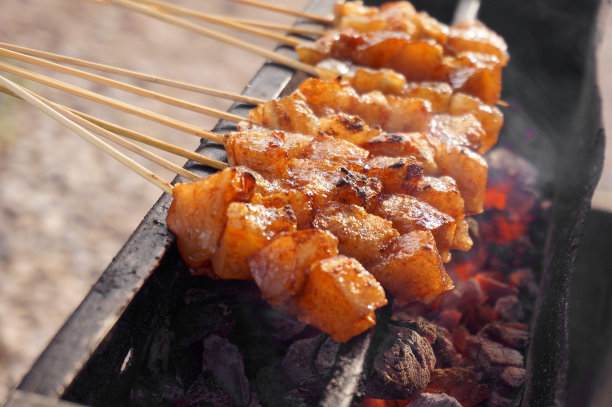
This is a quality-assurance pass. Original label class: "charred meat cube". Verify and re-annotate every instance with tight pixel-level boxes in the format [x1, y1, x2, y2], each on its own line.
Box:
[313, 202, 399, 265]
[365, 155, 424, 194]
[372, 194, 456, 262]
[368, 231, 454, 304]
[249, 229, 339, 314]
[333, 167, 382, 207]
[297, 255, 387, 343]
[225, 128, 311, 179]
[167, 168, 256, 276]
[363, 132, 438, 174]
[407, 176, 472, 251]
[318, 112, 383, 145]
[211, 203, 297, 280]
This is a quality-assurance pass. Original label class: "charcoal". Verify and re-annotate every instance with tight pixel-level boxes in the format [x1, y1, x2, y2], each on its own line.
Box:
[474, 275, 519, 302]
[486, 391, 514, 407]
[508, 268, 538, 298]
[431, 326, 461, 368]
[439, 278, 484, 313]
[436, 310, 462, 331]
[463, 305, 501, 333]
[494, 296, 525, 322]
[314, 336, 341, 376]
[283, 335, 329, 394]
[424, 368, 490, 407]
[256, 364, 297, 407]
[130, 374, 185, 407]
[398, 319, 438, 345]
[408, 392, 462, 407]
[465, 337, 523, 371]
[174, 302, 234, 345]
[173, 373, 235, 407]
[202, 335, 253, 406]
[498, 367, 526, 396]
[264, 310, 307, 341]
[478, 322, 529, 350]
[364, 325, 436, 399]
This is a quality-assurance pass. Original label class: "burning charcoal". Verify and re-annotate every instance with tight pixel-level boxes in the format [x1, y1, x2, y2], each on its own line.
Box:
[508, 268, 538, 298]
[408, 392, 462, 407]
[436, 310, 462, 331]
[463, 305, 501, 333]
[439, 278, 484, 313]
[424, 368, 490, 407]
[478, 322, 529, 350]
[494, 295, 524, 322]
[465, 336, 523, 375]
[474, 275, 518, 302]
[283, 334, 329, 394]
[451, 326, 471, 356]
[431, 326, 461, 368]
[498, 367, 526, 396]
[202, 335, 254, 406]
[364, 325, 436, 399]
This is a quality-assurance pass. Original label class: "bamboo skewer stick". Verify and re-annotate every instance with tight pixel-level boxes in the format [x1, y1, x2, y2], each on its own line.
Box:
[60, 105, 201, 182]
[453, 0, 481, 24]
[226, 17, 324, 36]
[0, 74, 174, 194]
[131, 0, 302, 47]
[0, 61, 226, 144]
[103, 0, 335, 79]
[228, 0, 334, 24]
[0, 83, 228, 170]
[0, 42, 264, 105]
[67, 109, 228, 170]
[0, 83, 202, 181]
[0, 46, 246, 124]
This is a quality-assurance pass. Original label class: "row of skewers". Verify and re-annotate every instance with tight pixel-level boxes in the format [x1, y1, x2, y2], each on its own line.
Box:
[0, 0, 508, 343]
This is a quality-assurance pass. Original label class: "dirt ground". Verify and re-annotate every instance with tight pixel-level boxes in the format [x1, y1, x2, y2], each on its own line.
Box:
[0, 0, 610, 403]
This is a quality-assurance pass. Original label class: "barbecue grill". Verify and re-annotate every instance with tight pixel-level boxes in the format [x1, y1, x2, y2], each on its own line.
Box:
[2, 0, 608, 406]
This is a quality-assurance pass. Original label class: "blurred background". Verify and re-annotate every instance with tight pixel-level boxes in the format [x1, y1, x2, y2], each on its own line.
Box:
[0, 0, 609, 402]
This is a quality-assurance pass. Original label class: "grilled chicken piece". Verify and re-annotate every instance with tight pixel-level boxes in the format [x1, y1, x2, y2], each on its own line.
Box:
[446, 20, 509, 66]
[225, 128, 311, 178]
[449, 93, 503, 153]
[429, 113, 487, 154]
[250, 230, 387, 342]
[248, 91, 319, 135]
[423, 133, 488, 215]
[364, 155, 424, 194]
[166, 167, 256, 276]
[297, 29, 504, 104]
[297, 255, 387, 343]
[313, 202, 399, 265]
[334, 167, 382, 207]
[335, 1, 449, 44]
[372, 194, 456, 263]
[363, 132, 438, 175]
[226, 128, 369, 177]
[211, 203, 297, 280]
[318, 113, 383, 145]
[249, 229, 339, 313]
[368, 231, 454, 304]
[407, 176, 472, 251]
[298, 78, 432, 133]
